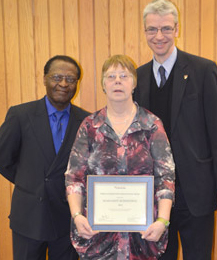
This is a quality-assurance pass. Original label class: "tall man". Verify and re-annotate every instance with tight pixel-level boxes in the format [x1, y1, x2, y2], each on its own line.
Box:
[0, 55, 89, 260]
[133, 0, 217, 259]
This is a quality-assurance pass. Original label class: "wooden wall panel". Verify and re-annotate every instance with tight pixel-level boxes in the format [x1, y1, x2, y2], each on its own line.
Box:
[125, 0, 140, 65]
[64, 0, 81, 106]
[0, 1, 12, 259]
[110, 0, 124, 55]
[0, 176, 13, 260]
[3, 0, 21, 107]
[64, 0, 79, 60]
[49, 0, 64, 55]
[0, 0, 7, 122]
[213, 212, 217, 259]
[215, 0, 217, 63]
[0, 1, 217, 259]
[18, 0, 36, 103]
[201, 0, 215, 60]
[34, 0, 49, 100]
[139, 0, 152, 65]
[184, 0, 200, 55]
[173, 0, 184, 50]
[79, 0, 95, 112]
[94, 0, 109, 110]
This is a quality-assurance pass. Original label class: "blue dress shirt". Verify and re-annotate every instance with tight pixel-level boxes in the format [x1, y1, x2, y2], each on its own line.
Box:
[45, 96, 70, 149]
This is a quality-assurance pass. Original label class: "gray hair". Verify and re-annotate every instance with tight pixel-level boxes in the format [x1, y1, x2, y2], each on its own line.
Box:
[143, 0, 178, 26]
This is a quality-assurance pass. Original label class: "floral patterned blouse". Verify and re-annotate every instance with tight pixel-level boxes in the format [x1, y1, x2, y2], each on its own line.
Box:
[65, 104, 175, 260]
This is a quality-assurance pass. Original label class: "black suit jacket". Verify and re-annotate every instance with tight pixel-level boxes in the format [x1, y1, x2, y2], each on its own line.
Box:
[0, 97, 89, 240]
[134, 49, 217, 216]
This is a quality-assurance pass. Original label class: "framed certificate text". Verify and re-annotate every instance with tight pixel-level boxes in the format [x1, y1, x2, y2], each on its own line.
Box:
[87, 175, 154, 232]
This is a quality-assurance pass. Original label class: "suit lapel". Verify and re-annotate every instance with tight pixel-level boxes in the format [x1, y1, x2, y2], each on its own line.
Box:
[28, 98, 56, 165]
[143, 62, 152, 110]
[56, 106, 79, 157]
[171, 50, 189, 134]
[47, 105, 83, 175]
[26, 98, 85, 176]
[136, 61, 153, 110]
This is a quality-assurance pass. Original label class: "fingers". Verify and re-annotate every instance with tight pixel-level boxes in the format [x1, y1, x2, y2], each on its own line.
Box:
[78, 225, 98, 239]
[140, 221, 166, 241]
[75, 215, 99, 239]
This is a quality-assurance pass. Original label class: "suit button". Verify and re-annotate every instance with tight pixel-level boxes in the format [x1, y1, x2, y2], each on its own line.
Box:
[45, 178, 49, 182]
[39, 197, 43, 202]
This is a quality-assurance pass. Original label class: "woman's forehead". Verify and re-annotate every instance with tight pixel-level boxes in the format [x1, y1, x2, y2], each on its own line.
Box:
[106, 64, 128, 72]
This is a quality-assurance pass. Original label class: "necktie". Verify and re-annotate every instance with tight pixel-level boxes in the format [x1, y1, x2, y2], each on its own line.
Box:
[159, 66, 166, 88]
[52, 111, 64, 153]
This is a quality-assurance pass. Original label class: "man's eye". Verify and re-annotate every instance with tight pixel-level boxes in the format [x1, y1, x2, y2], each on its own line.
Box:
[66, 76, 76, 83]
[162, 26, 172, 31]
[52, 75, 62, 81]
[148, 27, 157, 32]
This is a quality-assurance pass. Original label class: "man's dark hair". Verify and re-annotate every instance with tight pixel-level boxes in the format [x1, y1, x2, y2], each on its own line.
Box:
[44, 55, 81, 80]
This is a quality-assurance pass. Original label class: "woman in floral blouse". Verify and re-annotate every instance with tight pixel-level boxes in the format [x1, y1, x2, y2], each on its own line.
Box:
[65, 54, 175, 259]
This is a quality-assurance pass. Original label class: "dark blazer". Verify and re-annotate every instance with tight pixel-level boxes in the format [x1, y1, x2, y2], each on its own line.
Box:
[0, 97, 89, 240]
[134, 49, 217, 216]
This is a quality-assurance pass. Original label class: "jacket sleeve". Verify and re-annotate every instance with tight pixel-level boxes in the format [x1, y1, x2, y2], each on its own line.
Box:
[203, 61, 217, 187]
[0, 107, 22, 183]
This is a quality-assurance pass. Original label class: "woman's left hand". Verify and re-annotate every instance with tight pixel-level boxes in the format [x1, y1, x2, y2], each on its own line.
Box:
[140, 221, 166, 242]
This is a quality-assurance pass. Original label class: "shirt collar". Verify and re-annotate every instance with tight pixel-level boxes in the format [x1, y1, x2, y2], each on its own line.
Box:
[45, 96, 71, 116]
[153, 47, 177, 79]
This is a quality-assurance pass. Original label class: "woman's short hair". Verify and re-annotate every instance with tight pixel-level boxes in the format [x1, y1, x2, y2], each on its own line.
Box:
[143, 0, 178, 26]
[101, 54, 137, 87]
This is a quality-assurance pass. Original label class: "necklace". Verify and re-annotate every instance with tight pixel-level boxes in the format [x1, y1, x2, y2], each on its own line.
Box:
[107, 104, 135, 124]
[107, 104, 135, 138]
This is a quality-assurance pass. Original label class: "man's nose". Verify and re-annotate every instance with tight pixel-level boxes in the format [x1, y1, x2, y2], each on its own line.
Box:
[155, 29, 164, 38]
[59, 77, 68, 86]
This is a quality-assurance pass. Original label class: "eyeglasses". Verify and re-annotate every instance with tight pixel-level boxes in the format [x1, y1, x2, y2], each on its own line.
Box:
[104, 72, 133, 82]
[145, 26, 176, 35]
[47, 74, 78, 84]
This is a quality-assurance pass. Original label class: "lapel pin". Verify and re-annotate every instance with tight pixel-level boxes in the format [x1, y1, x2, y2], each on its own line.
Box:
[184, 75, 188, 80]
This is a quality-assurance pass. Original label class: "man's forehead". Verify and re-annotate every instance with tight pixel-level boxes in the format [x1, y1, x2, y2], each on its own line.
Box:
[145, 13, 176, 24]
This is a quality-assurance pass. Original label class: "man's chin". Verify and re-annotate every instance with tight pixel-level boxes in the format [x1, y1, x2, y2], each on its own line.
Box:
[49, 97, 71, 109]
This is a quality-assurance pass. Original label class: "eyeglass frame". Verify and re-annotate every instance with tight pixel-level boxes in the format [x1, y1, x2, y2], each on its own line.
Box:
[104, 72, 133, 82]
[145, 24, 177, 36]
[46, 74, 78, 84]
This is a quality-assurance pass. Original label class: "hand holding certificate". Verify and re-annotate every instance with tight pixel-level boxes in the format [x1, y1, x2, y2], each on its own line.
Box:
[87, 175, 154, 232]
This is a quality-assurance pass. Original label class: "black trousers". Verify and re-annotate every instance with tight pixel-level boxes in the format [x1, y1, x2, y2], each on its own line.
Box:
[12, 231, 79, 260]
[159, 186, 214, 260]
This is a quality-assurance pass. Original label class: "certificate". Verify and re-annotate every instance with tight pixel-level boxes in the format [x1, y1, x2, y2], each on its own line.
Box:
[87, 175, 154, 232]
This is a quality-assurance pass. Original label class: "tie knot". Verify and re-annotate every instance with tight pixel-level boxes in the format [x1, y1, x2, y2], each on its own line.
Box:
[159, 65, 165, 76]
[53, 111, 65, 122]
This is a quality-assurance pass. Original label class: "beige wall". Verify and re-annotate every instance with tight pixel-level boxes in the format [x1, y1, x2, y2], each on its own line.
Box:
[0, 0, 217, 259]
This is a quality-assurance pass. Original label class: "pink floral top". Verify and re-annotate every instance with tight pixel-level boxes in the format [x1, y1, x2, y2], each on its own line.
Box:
[65, 104, 175, 260]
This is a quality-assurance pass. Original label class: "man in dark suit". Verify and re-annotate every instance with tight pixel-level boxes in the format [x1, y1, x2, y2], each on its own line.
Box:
[133, 0, 217, 259]
[0, 55, 89, 260]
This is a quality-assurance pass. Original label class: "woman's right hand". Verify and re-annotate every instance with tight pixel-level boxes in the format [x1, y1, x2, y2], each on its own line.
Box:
[74, 215, 99, 239]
